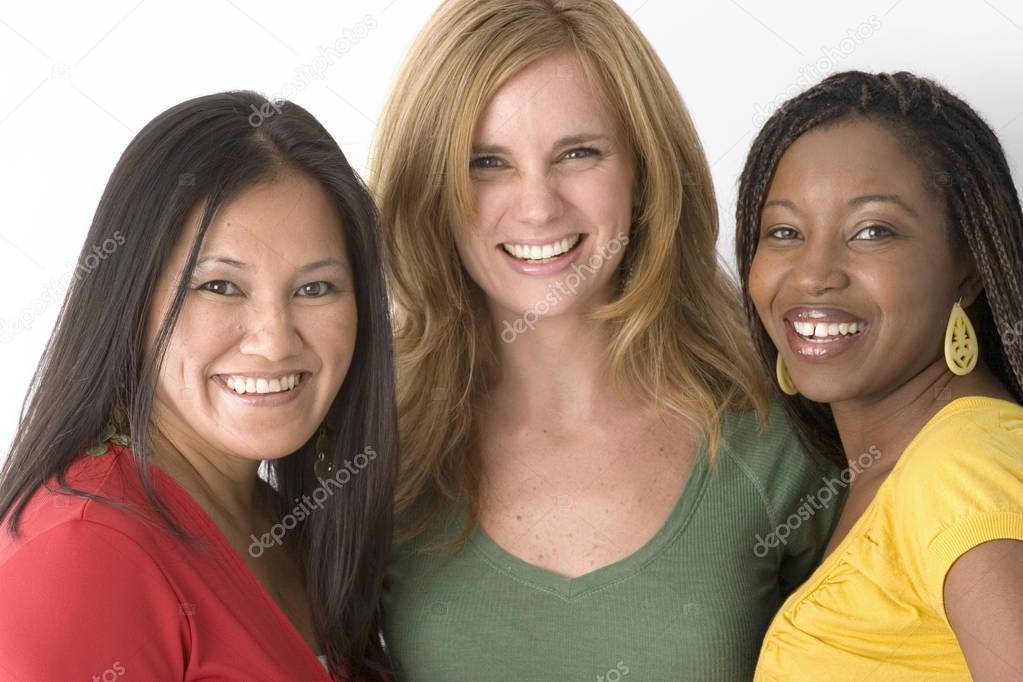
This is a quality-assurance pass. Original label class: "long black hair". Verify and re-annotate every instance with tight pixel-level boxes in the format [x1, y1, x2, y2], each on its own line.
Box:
[0, 91, 398, 678]
[735, 71, 1023, 467]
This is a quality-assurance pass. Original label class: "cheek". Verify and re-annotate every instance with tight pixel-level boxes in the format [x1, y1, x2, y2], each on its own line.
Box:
[567, 172, 632, 227]
[309, 301, 359, 380]
[747, 253, 776, 319]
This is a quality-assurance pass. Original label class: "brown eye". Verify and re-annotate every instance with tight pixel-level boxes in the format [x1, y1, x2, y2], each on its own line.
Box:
[198, 280, 241, 296]
[852, 224, 894, 240]
[766, 226, 800, 240]
[298, 282, 337, 297]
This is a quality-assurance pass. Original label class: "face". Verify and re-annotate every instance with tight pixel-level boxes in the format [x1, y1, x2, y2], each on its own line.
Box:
[749, 118, 978, 404]
[457, 50, 636, 326]
[144, 168, 357, 464]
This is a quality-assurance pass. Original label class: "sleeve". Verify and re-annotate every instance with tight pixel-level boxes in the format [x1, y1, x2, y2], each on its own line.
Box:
[726, 398, 848, 596]
[896, 418, 1023, 612]
[776, 454, 846, 596]
[0, 520, 189, 680]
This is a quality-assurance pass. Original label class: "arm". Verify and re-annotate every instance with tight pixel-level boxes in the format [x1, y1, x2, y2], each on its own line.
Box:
[944, 539, 1023, 681]
[0, 520, 188, 680]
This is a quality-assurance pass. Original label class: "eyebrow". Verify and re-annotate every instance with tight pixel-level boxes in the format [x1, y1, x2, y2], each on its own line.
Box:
[471, 133, 610, 155]
[762, 194, 919, 217]
[847, 194, 919, 217]
[195, 256, 349, 273]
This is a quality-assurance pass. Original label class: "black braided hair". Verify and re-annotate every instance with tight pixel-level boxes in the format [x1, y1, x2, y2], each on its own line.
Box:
[735, 70, 1023, 467]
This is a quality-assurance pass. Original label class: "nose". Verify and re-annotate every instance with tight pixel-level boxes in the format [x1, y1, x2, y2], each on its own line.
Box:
[789, 234, 850, 295]
[238, 300, 303, 362]
[513, 170, 564, 227]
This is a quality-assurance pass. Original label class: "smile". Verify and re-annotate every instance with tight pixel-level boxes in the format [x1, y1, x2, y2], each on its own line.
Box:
[500, 234, 582, 264]
[782, 308, 869, 360]
[790, 320, 866, 341]
[223, 372, 305, 395]
[212, 372, 311, 407]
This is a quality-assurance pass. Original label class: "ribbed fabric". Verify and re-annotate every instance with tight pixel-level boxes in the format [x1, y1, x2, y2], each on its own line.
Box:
[756, 396, 1023, 681]
[383, 400, 843, 681]
[0, 444, 337, 681]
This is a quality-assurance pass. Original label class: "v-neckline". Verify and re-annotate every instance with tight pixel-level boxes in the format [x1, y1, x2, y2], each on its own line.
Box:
[122, 447, 332, 679]
[469, 433, 711, 599]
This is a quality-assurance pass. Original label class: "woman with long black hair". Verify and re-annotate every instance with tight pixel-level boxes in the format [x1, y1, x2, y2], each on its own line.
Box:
[0, 91, 397, 680]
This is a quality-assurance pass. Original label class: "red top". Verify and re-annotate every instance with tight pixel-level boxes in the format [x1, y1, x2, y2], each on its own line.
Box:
[0, 443, 340, 681]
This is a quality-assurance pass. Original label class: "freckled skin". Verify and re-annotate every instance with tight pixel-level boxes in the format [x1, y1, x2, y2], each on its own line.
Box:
[456, 49, 637, 325]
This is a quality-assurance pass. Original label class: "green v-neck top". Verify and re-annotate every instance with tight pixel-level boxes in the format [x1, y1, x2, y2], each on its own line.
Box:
[382, 400, 845, 681]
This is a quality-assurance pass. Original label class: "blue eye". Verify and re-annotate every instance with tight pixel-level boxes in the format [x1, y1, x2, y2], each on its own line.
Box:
[298, 282, 337, 297]
[562, 147, 599, 161]
[470, 156, 504, 170]
[853, 224, 895, 240]
[198, 280, 241, 296]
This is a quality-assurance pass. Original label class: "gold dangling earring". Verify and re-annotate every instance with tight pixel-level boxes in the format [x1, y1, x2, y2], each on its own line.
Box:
[945, 297, 979, 376]
[313, 426, 334, 481]
[776, 353, 799, 395]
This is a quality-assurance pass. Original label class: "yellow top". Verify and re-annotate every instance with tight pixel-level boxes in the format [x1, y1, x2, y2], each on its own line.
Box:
[755, 396, 1023, 681]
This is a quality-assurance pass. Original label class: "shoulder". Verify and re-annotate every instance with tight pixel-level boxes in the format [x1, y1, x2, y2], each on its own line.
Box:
[716, 399, 841, 525]
[0, 517, 187, 677]
[891, 397, 1023, 599]
[3, 446, 168, 547]
[894, 396, 1023, 507]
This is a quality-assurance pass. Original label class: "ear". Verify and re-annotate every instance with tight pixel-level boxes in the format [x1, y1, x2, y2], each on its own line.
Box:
[957, 252, 985, 308]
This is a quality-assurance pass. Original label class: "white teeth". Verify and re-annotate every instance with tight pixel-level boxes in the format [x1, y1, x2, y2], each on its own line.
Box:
[793, 320, 865, 339]
[502, 234, 581, 262]
[225, 373, 302, 395]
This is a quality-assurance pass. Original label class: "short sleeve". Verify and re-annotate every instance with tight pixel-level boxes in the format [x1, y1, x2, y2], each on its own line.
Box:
[0, 520, 189, 680]
[776, 455, 845, 596]
[723, 399, 847, 596]
[895, 410, 1023, 613]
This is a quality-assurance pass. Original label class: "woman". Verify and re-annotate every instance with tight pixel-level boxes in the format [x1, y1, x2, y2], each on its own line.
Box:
[371, 1, 844, 679]
[736, 71, 1023, 680]
[0, 92, 397, 680]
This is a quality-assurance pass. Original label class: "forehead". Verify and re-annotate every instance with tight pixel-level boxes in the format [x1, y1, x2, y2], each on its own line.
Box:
[473, 51, 620, 143]
[769, 119, 931, 199]
[180, 169, 347, 267]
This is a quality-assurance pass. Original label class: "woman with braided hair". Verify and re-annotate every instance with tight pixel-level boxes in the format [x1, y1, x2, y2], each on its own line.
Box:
[736, 70, 1023, 680]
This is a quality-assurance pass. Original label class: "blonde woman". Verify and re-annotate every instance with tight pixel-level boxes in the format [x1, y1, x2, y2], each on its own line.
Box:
[371, 1, 842, 678]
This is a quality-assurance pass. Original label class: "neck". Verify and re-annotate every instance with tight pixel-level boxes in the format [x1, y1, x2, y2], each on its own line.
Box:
[487, 306, 631, 423]
[829, 359, 1008, 477]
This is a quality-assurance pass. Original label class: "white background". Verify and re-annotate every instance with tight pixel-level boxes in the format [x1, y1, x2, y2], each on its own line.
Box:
[1, 0, 1021, 462]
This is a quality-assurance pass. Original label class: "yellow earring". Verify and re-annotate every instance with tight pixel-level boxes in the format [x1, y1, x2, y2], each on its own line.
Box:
[945, 298, 978, 376]
[776, 354, 799, 395]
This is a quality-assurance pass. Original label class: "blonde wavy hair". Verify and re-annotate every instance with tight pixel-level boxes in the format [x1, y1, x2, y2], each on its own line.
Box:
[370, 0, 772, 543]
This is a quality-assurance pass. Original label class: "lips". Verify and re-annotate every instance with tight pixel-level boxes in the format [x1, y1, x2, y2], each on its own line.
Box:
[781, 307, 869, 360]
[496, 233, 587, 276]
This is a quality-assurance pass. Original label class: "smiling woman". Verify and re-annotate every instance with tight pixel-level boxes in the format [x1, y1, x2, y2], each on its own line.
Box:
[736, 71, 1023, 681]
[371, 1, 844, 680]
[0, 92, 397, 680]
